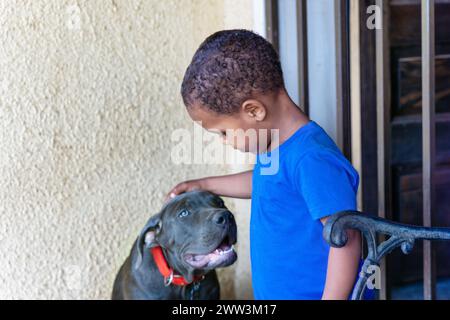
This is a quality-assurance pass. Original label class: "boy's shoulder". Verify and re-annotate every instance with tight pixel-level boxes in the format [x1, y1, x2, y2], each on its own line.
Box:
[256, 121, 357, 182]
[285, 123, 360, 217]
[282, 121, 358, 181]
[282, 121, 342, 162]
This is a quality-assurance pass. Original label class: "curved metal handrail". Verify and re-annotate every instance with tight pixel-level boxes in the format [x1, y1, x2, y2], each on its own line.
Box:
[323, 210, 450, 300]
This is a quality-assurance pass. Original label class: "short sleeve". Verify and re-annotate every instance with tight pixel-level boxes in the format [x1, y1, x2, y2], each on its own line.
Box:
[295, 149, 359, 220]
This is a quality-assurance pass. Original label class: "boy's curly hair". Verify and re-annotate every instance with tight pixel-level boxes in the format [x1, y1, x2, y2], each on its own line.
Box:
[181, 29, 285, 114]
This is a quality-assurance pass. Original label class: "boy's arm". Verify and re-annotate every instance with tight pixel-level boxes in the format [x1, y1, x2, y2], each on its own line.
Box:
[165, 170, 253, 200]
[320, 216, 361, 300]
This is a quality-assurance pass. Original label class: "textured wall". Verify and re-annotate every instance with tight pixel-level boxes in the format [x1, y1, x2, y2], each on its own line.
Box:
[0, 0, 253, 299]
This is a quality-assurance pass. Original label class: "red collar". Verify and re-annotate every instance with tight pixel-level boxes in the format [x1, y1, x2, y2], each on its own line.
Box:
[151, 246, 204, 286]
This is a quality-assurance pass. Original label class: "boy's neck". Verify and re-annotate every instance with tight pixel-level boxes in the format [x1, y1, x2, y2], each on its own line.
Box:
[267, 89, 310, 151]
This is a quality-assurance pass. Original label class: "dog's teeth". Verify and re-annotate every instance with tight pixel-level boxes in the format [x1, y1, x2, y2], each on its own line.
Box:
[223, 245, 234, 254]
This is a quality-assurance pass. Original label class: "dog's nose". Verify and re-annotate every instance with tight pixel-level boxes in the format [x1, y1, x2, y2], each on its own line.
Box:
[213, 211, 232, 225]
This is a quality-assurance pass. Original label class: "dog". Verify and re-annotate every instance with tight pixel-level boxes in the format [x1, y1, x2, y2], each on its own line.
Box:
[112, 190, 237, 299]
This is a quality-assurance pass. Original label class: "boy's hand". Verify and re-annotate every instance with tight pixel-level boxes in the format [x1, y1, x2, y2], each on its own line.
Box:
[165, 179, 205, 202]
[165, 170, 253, 203]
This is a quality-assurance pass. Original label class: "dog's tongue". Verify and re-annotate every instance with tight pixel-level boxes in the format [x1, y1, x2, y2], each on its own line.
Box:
[192, 253, 209, 262]
[186, 252, 213, 268]
[191, 243, 229, 261]
[186, 241, 233, 268]
[193, 243, 230, 260]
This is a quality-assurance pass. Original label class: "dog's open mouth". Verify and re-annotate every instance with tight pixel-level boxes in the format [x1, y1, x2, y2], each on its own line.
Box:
[184, 235, 237, 269]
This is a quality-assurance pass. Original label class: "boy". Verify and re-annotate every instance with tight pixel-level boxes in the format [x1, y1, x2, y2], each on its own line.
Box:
[167, 30, 364, 299]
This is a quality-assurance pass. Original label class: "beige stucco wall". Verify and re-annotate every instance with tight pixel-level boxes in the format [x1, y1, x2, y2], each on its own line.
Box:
[0, 0, 254, 299]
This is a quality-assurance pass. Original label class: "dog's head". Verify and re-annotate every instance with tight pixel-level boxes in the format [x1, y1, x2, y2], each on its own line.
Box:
[135, 190, 237, 282]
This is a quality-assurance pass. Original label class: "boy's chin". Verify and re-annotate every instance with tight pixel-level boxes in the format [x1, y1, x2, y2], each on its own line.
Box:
[233, 143, 269, 154]
[240, 145, 258, 154]
[252, 145, 270, 154]
[249, 149, 269, 155]
[237, 147, 255, 154]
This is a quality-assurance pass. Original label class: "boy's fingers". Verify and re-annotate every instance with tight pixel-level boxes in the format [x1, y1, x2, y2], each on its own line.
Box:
[164, 183, 188, 202]
[163, 190, 173, 202]
[172, 183, 186, 195]
[164, 193, 174, 203]
[164, 190, 177, 202]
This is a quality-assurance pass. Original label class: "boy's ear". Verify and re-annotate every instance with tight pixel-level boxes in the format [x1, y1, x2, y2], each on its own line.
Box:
[241, 99, 267, 121]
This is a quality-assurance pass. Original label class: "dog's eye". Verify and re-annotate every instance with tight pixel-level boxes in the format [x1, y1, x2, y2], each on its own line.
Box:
[178, 209, 191, 218]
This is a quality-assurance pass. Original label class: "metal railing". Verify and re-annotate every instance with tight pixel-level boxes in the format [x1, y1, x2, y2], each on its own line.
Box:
[323, 211, 450, 300]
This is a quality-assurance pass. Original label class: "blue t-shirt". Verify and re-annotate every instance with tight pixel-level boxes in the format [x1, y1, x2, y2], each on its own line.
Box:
[250, 120, 364, 299]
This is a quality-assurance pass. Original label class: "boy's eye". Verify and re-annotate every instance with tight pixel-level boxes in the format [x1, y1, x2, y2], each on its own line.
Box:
[178, 209, 191, 218]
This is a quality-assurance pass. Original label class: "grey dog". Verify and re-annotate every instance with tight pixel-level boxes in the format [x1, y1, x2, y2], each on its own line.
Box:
[112, 190, 238, 300]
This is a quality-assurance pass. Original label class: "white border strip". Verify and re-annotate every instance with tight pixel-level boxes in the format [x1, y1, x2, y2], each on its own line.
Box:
[253, 0, 267, 38]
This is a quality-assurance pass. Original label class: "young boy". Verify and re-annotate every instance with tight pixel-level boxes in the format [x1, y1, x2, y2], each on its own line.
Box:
[166, 29, 364, 299]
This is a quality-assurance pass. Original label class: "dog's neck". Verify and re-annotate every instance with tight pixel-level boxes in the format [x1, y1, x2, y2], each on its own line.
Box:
[158, 246, 198, 283]
[129, 247, 179, 299]
[136, 245, 196, 286]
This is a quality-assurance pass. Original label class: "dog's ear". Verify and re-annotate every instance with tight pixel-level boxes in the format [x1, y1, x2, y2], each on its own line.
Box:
[134, 213, 162, 270]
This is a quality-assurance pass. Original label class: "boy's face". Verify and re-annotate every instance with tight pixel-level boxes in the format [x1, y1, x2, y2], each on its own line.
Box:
[187, 103, 270, 154]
